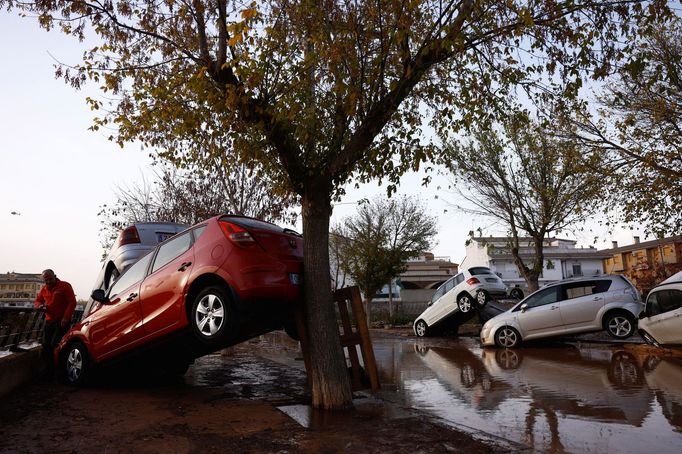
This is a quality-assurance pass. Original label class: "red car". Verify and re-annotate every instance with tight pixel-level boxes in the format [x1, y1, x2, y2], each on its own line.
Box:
[56, 215, 303, 385]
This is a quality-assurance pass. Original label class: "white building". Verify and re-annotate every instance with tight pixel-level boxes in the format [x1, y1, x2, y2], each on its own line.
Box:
[460, 237, 610, 292]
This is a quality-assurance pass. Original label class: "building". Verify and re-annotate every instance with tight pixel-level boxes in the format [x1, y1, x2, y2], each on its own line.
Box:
[460, 237, 611, 292]
[602, 236, 682, 294]
[0, 272, 42, 309]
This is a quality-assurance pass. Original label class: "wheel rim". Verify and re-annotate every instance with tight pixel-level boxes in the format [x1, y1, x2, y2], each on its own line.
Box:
[416, 321, 426, 337]
[67, 348, 83, 382]
[458, 296, 472, 313]
[511, 289, 521, 299]
[497, 327, 517, 348]
[195, 294, 225, 337]
[476, 291, 487, 306]
[608, 316, 632, 338]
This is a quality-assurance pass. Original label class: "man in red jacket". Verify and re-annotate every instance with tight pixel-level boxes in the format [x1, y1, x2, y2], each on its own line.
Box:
[34, 269, 77, 371]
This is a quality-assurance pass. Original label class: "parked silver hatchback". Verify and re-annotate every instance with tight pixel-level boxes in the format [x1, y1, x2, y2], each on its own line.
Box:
[480, 275, 642, 348]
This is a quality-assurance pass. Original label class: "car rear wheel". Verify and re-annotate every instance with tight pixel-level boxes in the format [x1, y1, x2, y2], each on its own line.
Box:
[495, 326, 520, 348]
[191, 286, 235, 345]
[457, 294, 473, 313]
[475, 290, 489, 307]
[510, 288, 524, 300]
[414, 319, 429, 337]
[605, 313, 635, 339]
[62, 341, 90, 386]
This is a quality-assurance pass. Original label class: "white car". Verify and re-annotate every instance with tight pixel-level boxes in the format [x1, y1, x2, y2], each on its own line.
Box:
[480, 275, 642, 348]
[638, 271, 682, 347]
[413, 266, 508, 337]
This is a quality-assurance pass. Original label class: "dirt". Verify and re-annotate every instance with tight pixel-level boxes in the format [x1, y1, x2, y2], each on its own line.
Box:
[0, 339, 506, 454]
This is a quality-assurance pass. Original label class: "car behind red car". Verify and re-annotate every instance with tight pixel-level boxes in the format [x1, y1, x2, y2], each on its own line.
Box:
[57, 215, 303, 385]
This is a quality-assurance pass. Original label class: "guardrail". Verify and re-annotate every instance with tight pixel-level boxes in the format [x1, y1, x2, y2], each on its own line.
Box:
[0, 308, 84, 352]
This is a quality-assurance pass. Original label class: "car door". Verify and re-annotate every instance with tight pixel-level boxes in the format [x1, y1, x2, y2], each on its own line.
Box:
[558, 280, 609, 328]
[645, 289, 682, 344]
[516, 285, 563, 337]
[87, 252, 153, 359]
[139, 230, 196, 338]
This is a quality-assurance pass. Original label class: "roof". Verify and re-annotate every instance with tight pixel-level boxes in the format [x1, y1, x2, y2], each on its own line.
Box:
[602, 236, 682, 255]
[469, 236, 577, 244]
[491, 251, 612, 260]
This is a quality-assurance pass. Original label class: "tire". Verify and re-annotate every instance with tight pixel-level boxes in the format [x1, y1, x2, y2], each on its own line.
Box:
[475, 290, 489, 307]
[62, 341, 90, 386]
[640, 330, 661, 348]
[510, 288, 524, 300]
[190, 285, 235, 346]
[457, 294, 473, 313]
[495, 349, 522, 369]
[608, 351, 643, 388]
[494, 326, 521, 348]
[604, 312, 636, 339]
[414, 319, 429, 337]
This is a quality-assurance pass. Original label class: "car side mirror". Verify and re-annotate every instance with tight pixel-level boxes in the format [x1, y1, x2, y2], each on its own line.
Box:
[520, 303, 528, 313]
[427, 302, 433, 307]
[91, 289, 111, 305]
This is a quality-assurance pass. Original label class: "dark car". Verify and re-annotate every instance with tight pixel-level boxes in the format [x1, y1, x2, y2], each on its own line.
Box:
[57, 215, 303, 385]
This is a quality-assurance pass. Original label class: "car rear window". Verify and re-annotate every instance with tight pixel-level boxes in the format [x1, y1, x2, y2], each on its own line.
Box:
[469, 267, 493, 275]
[221, 216, 287, 233]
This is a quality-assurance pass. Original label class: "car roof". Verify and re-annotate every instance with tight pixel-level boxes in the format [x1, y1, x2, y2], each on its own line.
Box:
[657, 270, 682, 286]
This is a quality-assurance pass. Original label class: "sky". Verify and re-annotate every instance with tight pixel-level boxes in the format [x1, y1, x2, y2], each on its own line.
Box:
[0, 12, 650, 300]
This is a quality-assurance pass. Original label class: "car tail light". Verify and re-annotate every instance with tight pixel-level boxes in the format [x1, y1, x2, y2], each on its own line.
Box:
[117, 226, 141, 247]
[219, 220, 256, 246]
[466, 277, 480, 285]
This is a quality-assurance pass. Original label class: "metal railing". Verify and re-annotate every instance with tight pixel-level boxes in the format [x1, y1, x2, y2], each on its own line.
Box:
[0, 308, 84, 352]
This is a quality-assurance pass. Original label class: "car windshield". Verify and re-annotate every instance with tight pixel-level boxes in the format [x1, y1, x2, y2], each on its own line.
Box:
[468, 267, 493, 275]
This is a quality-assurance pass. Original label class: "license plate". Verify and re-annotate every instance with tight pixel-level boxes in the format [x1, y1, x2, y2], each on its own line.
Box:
[156, 232, 174, 242]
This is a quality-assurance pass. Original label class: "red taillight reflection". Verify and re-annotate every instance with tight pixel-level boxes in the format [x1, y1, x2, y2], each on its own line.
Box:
[117, 226, 141, 247]
[466, 277, 480, 285]
[219, 221, 256, 246]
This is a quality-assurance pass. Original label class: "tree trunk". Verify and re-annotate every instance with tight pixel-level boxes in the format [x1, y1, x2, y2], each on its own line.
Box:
[388, 279, 394, 320]
[301, 189, 353, 410]
[364, 295, 373, 327]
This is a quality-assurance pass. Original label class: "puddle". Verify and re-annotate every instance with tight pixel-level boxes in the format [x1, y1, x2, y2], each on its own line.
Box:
[372, 336, 682, 453]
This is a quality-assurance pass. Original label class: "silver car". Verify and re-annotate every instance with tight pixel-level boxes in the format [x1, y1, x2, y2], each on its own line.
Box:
[480, 275, 642, 348]
[638, 271, 682, 347]
[84, 222, 189, 315]
[414, 266, 508, 337]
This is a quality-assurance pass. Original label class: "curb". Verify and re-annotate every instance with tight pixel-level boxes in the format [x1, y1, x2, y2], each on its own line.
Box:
[0, 347, 43, 398]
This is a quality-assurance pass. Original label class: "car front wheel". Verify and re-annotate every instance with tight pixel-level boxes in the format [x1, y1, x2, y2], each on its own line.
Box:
[415, 319, 429, 337]
[510, 288, 524, 300]
[62, 341, 90, 386]
[191, 286, 235, 345]
[458, 294, 473, 313]
[605, 313, 635, 339]
[495, 326, 521, 348]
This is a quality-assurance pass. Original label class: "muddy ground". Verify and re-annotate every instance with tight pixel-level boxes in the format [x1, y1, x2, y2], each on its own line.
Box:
[0, 335, 507, 454]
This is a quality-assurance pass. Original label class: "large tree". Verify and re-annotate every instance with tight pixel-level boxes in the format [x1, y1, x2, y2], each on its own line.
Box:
[567, 21, 682, 237]
[2, 0, 671, 409]
[333, 197, 437, 322]
[445, 113, 606, 292]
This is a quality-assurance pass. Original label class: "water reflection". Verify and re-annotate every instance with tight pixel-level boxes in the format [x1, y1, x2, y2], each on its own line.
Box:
[373, 337, 682, 453]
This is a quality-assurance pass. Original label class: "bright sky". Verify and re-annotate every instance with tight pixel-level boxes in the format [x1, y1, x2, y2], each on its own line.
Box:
[0, 13, 648, 300]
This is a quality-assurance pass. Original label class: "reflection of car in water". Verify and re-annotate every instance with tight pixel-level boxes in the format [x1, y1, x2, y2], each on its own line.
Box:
[480, 347, 653, 426]
[413, 342, 513, 411]
[643, 357, 682, 431]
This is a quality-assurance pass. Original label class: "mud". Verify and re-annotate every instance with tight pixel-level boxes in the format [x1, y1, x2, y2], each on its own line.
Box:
[0, 336, 504, 453]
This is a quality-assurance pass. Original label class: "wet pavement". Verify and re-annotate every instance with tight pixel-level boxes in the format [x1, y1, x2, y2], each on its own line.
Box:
[2, 329, 682, 453]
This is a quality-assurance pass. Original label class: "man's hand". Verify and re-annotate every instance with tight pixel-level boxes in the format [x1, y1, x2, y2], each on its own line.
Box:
[37, 304, 47, 312]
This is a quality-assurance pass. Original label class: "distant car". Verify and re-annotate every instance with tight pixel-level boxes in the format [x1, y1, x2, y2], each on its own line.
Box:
[480, 275, 642, 348]
[56, 215, 303, 385]
[638, 271, 682, 347]
[84, 222, 190, 316]
[413, 266, 508, 337]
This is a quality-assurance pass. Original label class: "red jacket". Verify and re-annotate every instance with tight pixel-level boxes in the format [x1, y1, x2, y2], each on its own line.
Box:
[34, 279, 77, 323]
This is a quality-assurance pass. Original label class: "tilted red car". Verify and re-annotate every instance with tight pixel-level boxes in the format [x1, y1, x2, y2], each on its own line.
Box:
[56, 215, 303, 385]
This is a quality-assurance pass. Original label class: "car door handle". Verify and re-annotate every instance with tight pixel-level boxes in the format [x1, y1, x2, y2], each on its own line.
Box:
[126, 292, 138, 302]
[178, 261, 192, 272]
[593, 297, 602, 301]
[551, 306, 559, 310]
